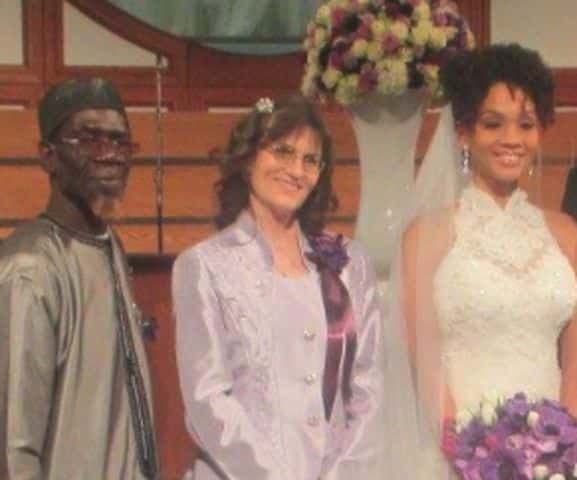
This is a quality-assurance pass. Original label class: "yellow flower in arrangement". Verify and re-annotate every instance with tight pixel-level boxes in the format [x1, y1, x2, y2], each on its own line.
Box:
[410, 19, 433, 47]
[367, 40, 384, 61]
[335, 74, 360, 104]
[302, 0, 475, 105]
[429, 27, 448, 49]
[322, 67, 343, 89]
[390, 21, 409, 42]
[413, 1, 431, 21]
[351, 39, 369, 58]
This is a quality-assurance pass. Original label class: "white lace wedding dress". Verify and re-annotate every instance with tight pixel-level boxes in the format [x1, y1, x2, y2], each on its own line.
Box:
[434, 185, 577, 415]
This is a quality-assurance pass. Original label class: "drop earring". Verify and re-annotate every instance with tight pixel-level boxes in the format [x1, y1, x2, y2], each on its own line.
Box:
[462, 145, 471, 175]
[528, 150, 540, 177]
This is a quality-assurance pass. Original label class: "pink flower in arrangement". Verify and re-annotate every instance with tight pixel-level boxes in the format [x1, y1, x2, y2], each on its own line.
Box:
[433, 10, 449, 26]
[382, 33, 401, 54]
[331, 8, 351, 33]
[359, 65, 379, 94]
[355, 14, 373, 40]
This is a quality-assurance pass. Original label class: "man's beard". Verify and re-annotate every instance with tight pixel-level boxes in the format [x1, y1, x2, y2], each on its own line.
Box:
[89, 194, 122, 220]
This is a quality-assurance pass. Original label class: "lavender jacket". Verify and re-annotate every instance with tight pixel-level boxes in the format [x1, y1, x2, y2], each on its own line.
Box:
[172, 212, 383, 480]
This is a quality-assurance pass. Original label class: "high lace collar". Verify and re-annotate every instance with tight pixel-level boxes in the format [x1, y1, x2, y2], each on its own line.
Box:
[461, 183, 528, 215]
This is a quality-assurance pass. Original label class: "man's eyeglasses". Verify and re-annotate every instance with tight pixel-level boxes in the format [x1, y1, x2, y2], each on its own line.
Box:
[56, 132, 139, 157]
[266, 143, 324, 175]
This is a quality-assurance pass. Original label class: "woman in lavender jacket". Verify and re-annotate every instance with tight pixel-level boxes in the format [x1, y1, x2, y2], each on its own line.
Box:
[172, 94, 383, 480]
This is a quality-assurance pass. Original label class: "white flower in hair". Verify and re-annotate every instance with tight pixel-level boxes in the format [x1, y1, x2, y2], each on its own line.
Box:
[255, 97, 274, 114]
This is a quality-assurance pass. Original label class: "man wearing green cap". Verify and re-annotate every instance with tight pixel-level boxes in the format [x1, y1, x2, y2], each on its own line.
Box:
[0, 78, 158, 479]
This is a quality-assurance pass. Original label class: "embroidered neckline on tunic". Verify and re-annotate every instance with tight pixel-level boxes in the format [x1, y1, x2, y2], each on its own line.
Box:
[38, 213, 112, 248]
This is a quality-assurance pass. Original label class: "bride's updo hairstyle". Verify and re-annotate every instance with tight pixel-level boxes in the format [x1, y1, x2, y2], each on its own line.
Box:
[439, 43, 555, 129]
[213, 93, 337, 234]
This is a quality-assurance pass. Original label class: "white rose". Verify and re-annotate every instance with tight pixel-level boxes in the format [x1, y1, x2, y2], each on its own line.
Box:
[480, 402, 497, 426]
[550, 474, 566, 480]
[533, 465, 549, 479]
[455, 410, 473, 432]
[527, 410, 540, 428]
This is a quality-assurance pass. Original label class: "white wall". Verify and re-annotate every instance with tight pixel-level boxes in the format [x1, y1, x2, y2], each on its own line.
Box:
[0, 0, 23, 65]
[64, 1, 157, 67]
[492, 0, 577, 68]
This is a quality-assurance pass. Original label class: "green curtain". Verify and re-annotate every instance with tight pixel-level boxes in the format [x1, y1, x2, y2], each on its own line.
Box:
[108, 0, 321, 55]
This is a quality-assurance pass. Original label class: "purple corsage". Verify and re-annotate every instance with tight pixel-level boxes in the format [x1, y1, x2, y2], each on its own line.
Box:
[306, 233, 350, 274]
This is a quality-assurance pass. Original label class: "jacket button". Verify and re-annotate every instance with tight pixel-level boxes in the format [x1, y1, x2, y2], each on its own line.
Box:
[303, 329, 316, 341]
[304, 373, 317, 385]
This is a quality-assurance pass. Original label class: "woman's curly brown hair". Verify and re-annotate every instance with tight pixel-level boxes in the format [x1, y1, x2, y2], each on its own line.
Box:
[213, 93, 338, 234]
[440, 43, 555, 129]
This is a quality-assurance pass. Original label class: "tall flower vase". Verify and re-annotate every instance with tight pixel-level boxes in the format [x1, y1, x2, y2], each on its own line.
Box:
[348, 91, 426, 281]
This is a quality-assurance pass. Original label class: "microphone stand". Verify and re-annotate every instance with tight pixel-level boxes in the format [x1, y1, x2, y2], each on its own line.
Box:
[154, 54, 165, 254]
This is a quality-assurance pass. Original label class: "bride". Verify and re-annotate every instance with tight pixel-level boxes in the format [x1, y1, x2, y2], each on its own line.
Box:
[384, 43, 577, 478]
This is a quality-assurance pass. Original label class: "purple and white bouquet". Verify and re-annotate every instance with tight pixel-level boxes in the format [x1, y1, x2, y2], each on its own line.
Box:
[443, 393, 577, 480]
[302, 0, 475, 105]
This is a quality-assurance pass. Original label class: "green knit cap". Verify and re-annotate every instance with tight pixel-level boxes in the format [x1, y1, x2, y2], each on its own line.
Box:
[38, 78, 127, 141]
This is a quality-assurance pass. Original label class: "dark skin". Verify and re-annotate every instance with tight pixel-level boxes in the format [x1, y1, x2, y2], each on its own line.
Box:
[39, 109, 132, 235]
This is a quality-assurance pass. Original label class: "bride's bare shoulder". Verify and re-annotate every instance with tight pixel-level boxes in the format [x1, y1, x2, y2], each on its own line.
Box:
[543, 209, 577, 264]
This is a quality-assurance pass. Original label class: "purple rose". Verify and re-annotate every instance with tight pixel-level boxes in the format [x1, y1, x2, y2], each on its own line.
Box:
[306, 233, 350, 274]
[448, 393, 577, 480]
[533, 401, 577, 446]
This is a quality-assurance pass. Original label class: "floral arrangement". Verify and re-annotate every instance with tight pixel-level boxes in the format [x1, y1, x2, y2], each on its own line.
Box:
[443, 393, 577, 480]
[306, 233, 349, 274]
[302, 0, 475, 105]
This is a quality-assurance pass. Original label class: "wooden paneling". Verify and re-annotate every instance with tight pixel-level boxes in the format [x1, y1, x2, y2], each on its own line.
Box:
[130, 261, 196, 479]
[0, 0, 45, 106]
[456, 0, 491, 47]
[3, 109, 577, 254]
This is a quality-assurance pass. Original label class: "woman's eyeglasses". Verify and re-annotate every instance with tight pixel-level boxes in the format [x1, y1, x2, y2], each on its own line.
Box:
[266, 143, 324, 175]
